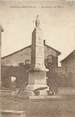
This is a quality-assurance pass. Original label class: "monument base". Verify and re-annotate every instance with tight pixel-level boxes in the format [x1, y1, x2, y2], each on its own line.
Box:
[26, 70, 49, 96]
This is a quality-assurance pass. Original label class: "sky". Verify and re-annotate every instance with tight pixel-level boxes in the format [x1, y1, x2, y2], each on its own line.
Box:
[0, 0, 75, 65]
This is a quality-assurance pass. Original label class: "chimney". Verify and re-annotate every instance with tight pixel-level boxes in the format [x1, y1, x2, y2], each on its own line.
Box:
[44, 40, 46, 45]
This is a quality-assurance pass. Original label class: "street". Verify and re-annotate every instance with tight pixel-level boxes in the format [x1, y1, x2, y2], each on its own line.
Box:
[0, 95, 75, 117]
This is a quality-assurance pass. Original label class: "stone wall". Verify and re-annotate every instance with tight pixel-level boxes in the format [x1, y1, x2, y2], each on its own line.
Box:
[61, 55, 75, 87]
[62, 57, 75, 74]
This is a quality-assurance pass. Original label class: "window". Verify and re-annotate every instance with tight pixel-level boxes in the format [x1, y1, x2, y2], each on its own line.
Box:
[47, 55, 53, 64]
[25, 60, 30, 65]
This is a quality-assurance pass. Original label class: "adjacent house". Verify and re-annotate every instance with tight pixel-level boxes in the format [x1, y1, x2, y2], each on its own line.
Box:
[61, 50, 75, 74]
[61, 50, 75, 87]
[1, 40, 61, 89]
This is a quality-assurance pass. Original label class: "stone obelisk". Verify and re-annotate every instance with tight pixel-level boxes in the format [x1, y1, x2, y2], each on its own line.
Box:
[26, 15, 49, 96]
[0, 25, 4, 88]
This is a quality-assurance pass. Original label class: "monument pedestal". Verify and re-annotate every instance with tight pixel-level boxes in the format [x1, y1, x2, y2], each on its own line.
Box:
[26, 70, 49, 96]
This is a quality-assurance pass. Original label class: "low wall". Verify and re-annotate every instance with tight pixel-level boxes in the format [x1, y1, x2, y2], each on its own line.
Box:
[0, 110, 26, 117]
[58, 87, 75, 95]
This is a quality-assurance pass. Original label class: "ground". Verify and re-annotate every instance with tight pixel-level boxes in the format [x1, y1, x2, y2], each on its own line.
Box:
[0, 95, 75, 117]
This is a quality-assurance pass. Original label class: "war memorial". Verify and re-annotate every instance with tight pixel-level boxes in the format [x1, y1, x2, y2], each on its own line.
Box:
[26, 15, 49, 97]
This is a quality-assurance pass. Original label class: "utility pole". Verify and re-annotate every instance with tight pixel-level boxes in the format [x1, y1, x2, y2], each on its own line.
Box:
[0, 25, 4, 88]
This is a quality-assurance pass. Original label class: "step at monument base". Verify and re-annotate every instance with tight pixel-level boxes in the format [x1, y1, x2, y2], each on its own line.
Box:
[26, 84, 49, 96]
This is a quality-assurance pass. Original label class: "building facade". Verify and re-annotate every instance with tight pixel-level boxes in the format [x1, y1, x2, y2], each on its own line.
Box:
[61, 50, 75, 87]
[1, 40, 60, 89]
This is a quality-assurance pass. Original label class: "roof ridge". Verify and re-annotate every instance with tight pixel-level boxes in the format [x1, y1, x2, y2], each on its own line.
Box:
[2, 43, 61, 59]
[2, 45, 31, 59]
